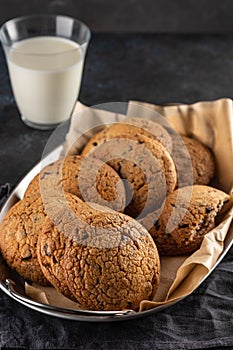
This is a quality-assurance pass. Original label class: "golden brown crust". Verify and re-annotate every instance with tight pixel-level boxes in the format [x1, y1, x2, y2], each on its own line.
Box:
[82, 130, 177, 218]
[37, 216, 76, 301]
[25, 155, 126, 213]
[149, 185, 230, 255]
[182, 136, 215, 185]
[171, 136, 216, 187]
[125, 118, 173, 152]
[0, 198, 49, 285]
[82, 122, 171, 154]
[37, 193, 160, 310]
[24, 173, 41, 202]
[82, 121, 173, 154]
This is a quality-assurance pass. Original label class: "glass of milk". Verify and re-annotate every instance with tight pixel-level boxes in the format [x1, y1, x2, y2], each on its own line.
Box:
[0, 15, 91, 129]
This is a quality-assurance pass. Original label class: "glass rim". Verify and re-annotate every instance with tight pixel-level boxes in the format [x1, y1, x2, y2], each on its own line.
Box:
[0, 14, 91, 55]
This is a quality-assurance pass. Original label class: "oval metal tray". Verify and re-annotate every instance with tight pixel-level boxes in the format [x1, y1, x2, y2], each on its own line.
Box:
[0, 145, 233, 322]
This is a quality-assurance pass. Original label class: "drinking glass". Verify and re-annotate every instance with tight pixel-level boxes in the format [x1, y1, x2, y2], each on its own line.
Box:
[0, 14, 91, 130]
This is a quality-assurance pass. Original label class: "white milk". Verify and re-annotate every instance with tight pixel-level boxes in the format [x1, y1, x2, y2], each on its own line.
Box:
[8, 36, 84, 126]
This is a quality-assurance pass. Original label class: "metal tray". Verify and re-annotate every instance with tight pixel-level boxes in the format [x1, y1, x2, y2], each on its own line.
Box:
[0, 145, 233, 322]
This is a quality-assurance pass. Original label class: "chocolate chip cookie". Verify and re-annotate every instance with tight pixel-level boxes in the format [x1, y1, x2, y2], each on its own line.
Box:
[82, 131, 177, 218]
[0, 197, 49, 285]
[37, 192, 160, 311]
[149, 185, 230, 255]
[171, 135, 216, 188]
[25, 155, 126, 213]
[181, 136, 215, 185]
[124, 118, 173, 152]
[82, 122, 172, 155]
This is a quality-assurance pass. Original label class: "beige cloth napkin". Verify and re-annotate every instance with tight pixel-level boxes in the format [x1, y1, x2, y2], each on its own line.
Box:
[26, 98, 233, 312]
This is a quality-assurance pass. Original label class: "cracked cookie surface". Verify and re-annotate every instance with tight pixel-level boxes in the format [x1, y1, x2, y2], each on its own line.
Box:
[149, 185, 230, 255]
[82, 131, 177, 218]
[0, 197, 49, 285]
[24, 155, 126, 213]
[82, 121, 173, 154]
[182, 136, 215, 185]
[171, 136, 216, 187]
[37, 193, 160, 310]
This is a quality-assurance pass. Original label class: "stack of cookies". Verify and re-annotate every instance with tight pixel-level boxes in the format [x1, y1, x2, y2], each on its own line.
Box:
[0, 117, 230, 311]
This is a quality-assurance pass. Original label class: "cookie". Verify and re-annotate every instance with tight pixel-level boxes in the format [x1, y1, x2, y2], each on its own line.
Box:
[24, 159, 64, 202]
[124, 118, 173, 152]
[171, 135, 215, 187]
[182, 136, 215, 185]
[82, 132, 177, 218]
[37, 215, 77, 301]
[0, 197, 49, 285]
[24, 155, 126, 213]
[24, 174, 42, 203]
[82, 122, 172, 155]
[149, 185, 230, 255]
[37, 196, 109, 301]
[37, 192, 160, 311]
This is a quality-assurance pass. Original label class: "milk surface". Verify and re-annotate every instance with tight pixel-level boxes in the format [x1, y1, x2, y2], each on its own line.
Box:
[8, 36, 84, 125]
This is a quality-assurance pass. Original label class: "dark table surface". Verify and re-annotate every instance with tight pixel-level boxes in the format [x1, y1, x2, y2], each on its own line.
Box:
[0, 33, 233, 349]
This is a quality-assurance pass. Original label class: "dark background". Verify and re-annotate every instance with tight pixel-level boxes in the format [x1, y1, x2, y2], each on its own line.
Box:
[1, 1, 233, 185]
[1, 0, 233, 33]
[1, 2, 233, 350]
